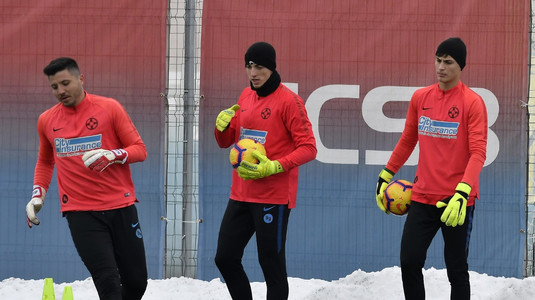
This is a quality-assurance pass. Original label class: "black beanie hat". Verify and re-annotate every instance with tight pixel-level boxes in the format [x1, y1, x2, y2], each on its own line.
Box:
[435, 37, 466, 70]
[244, 42, 276, 71]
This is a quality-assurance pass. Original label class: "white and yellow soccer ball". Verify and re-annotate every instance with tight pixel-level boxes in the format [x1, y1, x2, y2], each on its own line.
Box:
[383, 179, 413, 216]
[229, 138, 266, 168]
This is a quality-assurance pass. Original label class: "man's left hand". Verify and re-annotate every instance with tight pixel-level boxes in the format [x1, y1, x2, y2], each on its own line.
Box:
[237, 151, 284, 180]
[436, 182, 471, 227]
[82, 149, 128, 172]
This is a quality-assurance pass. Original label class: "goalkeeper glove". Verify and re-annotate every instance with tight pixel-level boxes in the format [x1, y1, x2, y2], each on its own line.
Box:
[82, 149, 128, 172]
[216, 104, 240, 132]
[376, 168, 394, 214]
[436, 182, 471, 227]
[26, 185, 46, 228]
[237, 150, 284, 180]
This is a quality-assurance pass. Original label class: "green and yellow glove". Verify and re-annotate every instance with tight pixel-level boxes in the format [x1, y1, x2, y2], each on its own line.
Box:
[376, 168, 394, 214]
[436, 182, 471, 227]
[237, 150, 284, 180]
[215, 104, 240, 132]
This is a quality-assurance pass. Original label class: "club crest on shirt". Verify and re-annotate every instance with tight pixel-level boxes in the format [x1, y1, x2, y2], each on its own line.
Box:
[261, 108, 271, 119]
[86, 117, 98, 130]
[448, 106, 460, 119]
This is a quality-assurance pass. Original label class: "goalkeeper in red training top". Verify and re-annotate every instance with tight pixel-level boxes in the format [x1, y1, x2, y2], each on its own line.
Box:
[26, 57, 148, 300]
[214, 41, 317, 300]
[375, 37, 487, 300]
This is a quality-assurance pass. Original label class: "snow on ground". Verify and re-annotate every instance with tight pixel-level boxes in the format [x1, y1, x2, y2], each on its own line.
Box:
[2, 267, 535, 299]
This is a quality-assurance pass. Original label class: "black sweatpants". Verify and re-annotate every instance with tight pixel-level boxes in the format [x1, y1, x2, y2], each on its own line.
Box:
[66, 204, 148, 300]
[400, 201, 475, 300]
[215, 199, 291, 300]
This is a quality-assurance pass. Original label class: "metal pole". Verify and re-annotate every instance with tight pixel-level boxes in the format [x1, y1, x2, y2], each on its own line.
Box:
[182, 0, 197, 278]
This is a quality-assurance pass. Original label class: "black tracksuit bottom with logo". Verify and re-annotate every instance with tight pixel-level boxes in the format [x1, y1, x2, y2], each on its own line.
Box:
[400, 201, 475, 300]
[215, 199, 291, 300]
[66, 204, 148, 300]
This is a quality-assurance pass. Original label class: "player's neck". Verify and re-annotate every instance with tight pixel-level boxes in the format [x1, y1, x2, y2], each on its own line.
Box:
[438, 78, 460, 91]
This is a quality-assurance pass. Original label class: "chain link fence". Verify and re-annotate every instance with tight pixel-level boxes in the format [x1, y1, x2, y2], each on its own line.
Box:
[163, 0, 203, 278]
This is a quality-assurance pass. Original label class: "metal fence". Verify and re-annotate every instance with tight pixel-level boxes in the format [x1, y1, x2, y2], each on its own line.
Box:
[164, 0, 203, 278]
[525, 0, 535, 277]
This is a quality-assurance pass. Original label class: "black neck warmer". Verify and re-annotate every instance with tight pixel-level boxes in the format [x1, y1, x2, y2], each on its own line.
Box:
[250, 70, 281, 97]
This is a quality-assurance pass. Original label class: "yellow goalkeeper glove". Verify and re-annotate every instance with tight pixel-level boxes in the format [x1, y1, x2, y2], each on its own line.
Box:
[376, 168, 394, 214]
[216, 104, 240, 132]
[237, 150, 284, 180]
[436, 182, 471, 227]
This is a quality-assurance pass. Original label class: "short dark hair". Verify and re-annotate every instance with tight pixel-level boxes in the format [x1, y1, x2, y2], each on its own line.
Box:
[43, 57, 80, 76]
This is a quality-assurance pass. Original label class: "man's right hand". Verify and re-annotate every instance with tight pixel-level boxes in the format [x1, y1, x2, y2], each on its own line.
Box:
[215, 104, 240, 132]
[26, 186, 46, 228]
[376, 168, 394, 214]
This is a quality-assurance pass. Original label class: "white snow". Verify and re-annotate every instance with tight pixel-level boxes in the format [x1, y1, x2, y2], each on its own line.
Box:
[2, 266, 535, 299]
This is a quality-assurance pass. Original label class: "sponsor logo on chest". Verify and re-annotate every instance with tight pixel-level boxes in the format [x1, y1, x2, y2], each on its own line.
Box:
[54, 134, 102, 157]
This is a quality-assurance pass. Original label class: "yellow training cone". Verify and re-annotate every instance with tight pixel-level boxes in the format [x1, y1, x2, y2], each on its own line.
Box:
[42, 278, 55, 300]
[62, 286, 73, 300]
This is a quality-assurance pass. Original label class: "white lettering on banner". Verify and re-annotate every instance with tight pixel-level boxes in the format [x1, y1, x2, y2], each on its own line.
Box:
[362, 86, 420, 166]
[304, 85, 360, 164]
[471, 88, 499, 167]
[286, 84, 499, 166]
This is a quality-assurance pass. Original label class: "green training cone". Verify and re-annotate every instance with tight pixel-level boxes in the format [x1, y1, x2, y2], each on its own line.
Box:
[42, 278, 55, 300]
[62, 286, 73, 300]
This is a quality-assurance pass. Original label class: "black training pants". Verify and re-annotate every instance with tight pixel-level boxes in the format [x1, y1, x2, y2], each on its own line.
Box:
[215, 199, 291, 300]
[400, 201, 474, 300]
[66, 205, 148, 300]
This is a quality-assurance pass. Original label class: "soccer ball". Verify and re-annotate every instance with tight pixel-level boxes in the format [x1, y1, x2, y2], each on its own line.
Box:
[383, 179, 413, 216]
[229, 138, 266, 168]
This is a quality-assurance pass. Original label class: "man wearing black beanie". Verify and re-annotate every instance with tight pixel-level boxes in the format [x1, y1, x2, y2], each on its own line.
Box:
[244, 41, 277, 72]
[213, 42, 317, 300]
[375, 37, 487, 300]
[436, 37, 467, 70]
